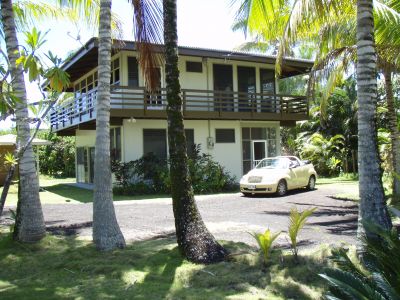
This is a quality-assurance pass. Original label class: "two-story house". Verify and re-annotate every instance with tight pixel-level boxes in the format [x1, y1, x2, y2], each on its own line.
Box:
[50, 38, 312, 184]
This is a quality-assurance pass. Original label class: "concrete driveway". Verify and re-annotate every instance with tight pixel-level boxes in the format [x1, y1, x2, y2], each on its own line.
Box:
[36, 182, 358, 249]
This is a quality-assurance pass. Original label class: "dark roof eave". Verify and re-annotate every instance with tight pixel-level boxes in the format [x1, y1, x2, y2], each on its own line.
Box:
[61, 38, 314, 85]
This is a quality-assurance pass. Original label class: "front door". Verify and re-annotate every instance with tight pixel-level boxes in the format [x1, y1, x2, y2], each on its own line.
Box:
[252, 140, 267, 168]
[213, 64, 233, 112]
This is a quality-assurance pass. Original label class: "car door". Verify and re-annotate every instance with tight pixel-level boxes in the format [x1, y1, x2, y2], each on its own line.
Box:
[296, 159, 309, 187]
[288, 158, 303, 188]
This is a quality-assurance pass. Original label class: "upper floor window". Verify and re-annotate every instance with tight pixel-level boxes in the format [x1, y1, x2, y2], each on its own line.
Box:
[128, 57, 139, 87]
[260, 69, 275, 94]
[111, 58, 120, 85]
[186, 61, 203, 73]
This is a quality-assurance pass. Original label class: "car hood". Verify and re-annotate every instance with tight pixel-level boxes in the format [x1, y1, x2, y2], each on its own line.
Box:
[244, 168, 287, 181]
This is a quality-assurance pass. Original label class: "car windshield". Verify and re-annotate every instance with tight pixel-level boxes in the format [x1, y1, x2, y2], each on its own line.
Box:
[255, 158, 289, 169]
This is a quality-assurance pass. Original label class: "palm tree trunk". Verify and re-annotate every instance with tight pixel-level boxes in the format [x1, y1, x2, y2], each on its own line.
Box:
[163, 0, 227, 263]
[1, 0, 45, 242]
[356, 0, 392, 239]
[92, 0, 125, 251]
[383, 67, 400, 204]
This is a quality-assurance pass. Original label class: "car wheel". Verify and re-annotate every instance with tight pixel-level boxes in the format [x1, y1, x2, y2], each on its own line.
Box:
[242, 192, 252, 197]
[307, 175, 316, 190]
[276, 180, 287, 196]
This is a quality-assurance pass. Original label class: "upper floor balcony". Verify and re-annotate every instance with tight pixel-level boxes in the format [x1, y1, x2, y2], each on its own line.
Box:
[50, 86, 308, 134]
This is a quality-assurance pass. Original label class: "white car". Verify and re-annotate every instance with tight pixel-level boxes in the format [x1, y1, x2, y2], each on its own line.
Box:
[240, 156, 317, 196]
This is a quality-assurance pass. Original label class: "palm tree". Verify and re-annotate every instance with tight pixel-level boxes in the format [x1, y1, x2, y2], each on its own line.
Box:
[382, 66, 400, 203]
[92, 0, 126, 251]
[130, 0, 227, 262]
[233, 0, 393, 237]
[356, 0, 392, 235]
[162, 0, 227, 263]
[1, 0, 45, 242]
[0, 0, 115, 242]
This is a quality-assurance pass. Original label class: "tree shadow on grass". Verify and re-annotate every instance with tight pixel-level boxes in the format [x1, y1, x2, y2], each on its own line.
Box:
[0, 234, 328, 300]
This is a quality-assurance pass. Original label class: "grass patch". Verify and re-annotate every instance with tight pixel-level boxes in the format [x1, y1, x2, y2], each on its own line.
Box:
[0, 229, 329, 299]
[1, 176, 170, 206]
[317, 175, 360, 201]
[317, 173, 358, 185]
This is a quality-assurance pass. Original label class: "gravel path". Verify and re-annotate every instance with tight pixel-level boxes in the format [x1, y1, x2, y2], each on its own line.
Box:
[2, 183, 358, 248]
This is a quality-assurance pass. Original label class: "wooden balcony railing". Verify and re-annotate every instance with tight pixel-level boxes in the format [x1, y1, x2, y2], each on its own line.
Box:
[50, 86, 308, 131]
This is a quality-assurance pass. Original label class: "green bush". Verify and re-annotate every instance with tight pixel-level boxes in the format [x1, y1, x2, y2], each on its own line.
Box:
[112, 146, 238, 195]
[37, 130, 75, 177]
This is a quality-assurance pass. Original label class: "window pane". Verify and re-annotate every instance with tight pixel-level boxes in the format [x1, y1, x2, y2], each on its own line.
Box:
[128, 57, 139, 87]
[243, 161, 252, 174]
[215, 129, 235, 143]
[242, 127, 250, 140]
[242, 141, 251, 160]
[260, 68, 275, 93]
[114, 69, 120, 84]
[186, 61, 203, 73]
[267, 128, 277, 139]
[143, 129, 167, 159]
[268, 140, 277, 157]
[251, 128, 266, 139]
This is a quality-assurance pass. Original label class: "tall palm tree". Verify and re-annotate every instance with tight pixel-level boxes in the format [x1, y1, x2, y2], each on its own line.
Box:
[383, 66, 400, 203]
[356, 0, 392, 235]
[92, 0, 126, 251]
[1, 0, 45, 242]
[162, 0, 227, 263]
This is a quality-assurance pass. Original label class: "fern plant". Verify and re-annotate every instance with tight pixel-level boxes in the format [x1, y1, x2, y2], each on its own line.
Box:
[250, 229, 281, 265]
[288, 207, 316, 259]
[320, 223, 400, 299]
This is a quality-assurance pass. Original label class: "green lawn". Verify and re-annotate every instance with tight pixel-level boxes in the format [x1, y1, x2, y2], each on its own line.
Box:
[0, 230, 329, 299]
[1, 176, 169, 206]
[317, 174, 360, 201]
[1, 174, 363, 206]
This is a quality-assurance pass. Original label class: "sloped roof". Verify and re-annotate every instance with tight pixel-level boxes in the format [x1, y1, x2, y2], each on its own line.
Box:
[0, 134, 51, 146]
[62, 38, 314, 86]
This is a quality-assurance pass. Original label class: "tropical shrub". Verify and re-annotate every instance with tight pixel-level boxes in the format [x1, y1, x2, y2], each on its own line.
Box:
[111, 153, 169, 194]
[188, 145, 238, 194]
[112, 146, 238, 195]
[298, 133, 344, 176]
[320, 223, 400, 299]
[37, 130, 75, 177]
[288, 207, 317, 259]
[250, 229, 281, 265]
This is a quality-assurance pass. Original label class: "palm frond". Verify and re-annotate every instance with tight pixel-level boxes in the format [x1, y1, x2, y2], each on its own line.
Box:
[131, 0, 163, 92]
[320, 269, 387, 300]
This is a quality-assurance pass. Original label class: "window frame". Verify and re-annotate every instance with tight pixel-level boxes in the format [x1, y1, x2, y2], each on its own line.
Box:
[215, 128, 236, 143]
[186, 61, 203, 73]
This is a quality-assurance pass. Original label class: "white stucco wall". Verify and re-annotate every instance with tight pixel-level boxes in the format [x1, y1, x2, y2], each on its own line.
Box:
[75, 120, 280, 180]
[76, 130, 96, 147]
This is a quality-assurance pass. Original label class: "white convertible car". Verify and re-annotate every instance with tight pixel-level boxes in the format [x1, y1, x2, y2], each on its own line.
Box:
[240, 156, 317, 196]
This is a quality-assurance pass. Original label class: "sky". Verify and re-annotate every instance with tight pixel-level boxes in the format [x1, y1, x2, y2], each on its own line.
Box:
[1, 0, 248, 129]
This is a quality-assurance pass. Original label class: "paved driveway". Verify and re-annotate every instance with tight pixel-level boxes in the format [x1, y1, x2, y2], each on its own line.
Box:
[37, 182, 358, 248]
